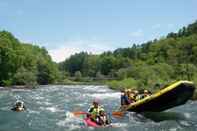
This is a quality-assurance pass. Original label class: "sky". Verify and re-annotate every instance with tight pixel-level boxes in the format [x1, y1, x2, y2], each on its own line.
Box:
[0, 0, 197, 62]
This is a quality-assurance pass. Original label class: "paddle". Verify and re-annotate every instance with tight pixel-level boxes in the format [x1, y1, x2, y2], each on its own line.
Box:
[72, 111, 87, 117]
[112, 111, 125, 117]
[112, 106, 127, 118]
[73, 110, 125, 118]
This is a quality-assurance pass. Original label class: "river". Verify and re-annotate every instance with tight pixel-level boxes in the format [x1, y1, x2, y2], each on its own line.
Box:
[0, 85, 197, 131]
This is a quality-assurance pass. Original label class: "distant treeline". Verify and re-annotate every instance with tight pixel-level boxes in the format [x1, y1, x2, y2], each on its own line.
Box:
[60, 20, 197, 89]
[0, 31, 60, 86]
[1, 20, 197, 89]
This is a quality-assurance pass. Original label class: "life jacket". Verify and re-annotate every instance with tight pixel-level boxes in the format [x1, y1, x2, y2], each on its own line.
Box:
[99, 115, 108, 125]
[88, 106, 104, 121]
[12, 106, 25, 112]
[16, 107, 25, 111]
[89, 106, 104, 115]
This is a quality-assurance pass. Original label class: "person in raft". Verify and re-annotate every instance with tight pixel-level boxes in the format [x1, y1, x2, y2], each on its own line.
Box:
[143, 89, 152, 97]
[11, 100, 26, 112]
[97, 109, 110, 126]
[127, 89, 136, 103]
[88, 100, 108, 125]
[121, 89, 131, 105]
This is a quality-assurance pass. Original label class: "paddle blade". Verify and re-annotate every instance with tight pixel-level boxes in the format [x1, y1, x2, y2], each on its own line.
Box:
[73, 111, 87, 117]
[112, 111, 125, 117]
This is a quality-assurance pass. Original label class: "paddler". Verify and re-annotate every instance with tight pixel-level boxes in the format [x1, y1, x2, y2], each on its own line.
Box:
[88, 100, 104, 123]
[127, 89, 136, 103]
[143, 89, 152, 97]
[120, 89, 130, 106]
[120, 89, 131, 110]
[97, 109, 110, 126]
[134, 90, 141, 101]
[11, 100, 26, 112]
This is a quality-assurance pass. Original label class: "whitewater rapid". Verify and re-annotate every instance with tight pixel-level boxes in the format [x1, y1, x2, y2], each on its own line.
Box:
[0, 85, 197, 131]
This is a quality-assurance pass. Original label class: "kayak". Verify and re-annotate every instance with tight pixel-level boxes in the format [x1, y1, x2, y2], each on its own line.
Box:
[83, 118, 100, 127]
[83, 117, 112, 127]
[125, 81, 195, 112]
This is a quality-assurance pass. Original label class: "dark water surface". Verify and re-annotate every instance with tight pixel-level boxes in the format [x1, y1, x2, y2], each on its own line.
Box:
[0, 85, 197, 131]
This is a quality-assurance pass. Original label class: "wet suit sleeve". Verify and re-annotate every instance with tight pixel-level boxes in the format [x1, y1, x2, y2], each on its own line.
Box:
[125, 96, 130, 105]
[121, 95, 130, 105]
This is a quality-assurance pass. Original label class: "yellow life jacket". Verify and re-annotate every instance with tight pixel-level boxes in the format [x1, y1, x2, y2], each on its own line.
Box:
[89, 106, 104, 120]
[91, 106, 103, 115]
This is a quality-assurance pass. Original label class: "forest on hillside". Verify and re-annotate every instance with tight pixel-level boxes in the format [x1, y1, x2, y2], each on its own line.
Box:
[60, 20, 197, 90]
[1, 21, 197, 90]
[0, 31, 60, 86]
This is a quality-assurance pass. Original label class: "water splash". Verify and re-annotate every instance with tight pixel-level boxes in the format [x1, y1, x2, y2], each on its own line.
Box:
[0, 85, 197, 131]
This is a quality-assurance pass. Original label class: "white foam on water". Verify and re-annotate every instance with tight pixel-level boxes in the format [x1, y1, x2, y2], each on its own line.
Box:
[179, 120, 191, 126]
[169, 128, 178, 131]
[67, 124, 81, 131]
[56, 120, 66, 127]
[82, 85, 108, 92]
[183, 112, 191, 119]
[74, 103, 85, 107]
[46, 107, 59, 113]
[44, 101, 53, 106]
[111, 122, 128, 128]
[86, 92, 120, 99]
[11, 89, 31, 92]
[28, 109, 40, 114]
[56, 111, 84, 130]
[190, 101, 197, 105]
[34, 96, 45, 100]
[39, 106, 60, 113]
[65, 111, 75, 118]
[64, 111, 85, 123]
[36, 101, 52, 106]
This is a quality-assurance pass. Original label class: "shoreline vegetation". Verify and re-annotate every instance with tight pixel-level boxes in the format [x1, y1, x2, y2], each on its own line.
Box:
[1, 21, 197, 99]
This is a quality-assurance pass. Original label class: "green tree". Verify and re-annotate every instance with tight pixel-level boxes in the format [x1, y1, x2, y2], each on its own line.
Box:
[13, 67, 37, 86]
[96, 71, 105, 80]
[75, 71, 82, 81]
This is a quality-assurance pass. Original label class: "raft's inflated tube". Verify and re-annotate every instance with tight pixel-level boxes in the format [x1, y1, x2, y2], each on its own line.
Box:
[125, 80, 195, 112]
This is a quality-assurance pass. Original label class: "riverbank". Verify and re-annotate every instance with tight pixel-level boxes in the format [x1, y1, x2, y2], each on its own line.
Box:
[0, 85, 37, 90]
[57, 79, 106, 86]
[0, 80, 106, 90]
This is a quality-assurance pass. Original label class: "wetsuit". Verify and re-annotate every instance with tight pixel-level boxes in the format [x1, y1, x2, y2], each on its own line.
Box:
[121, 94, 130, 106]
